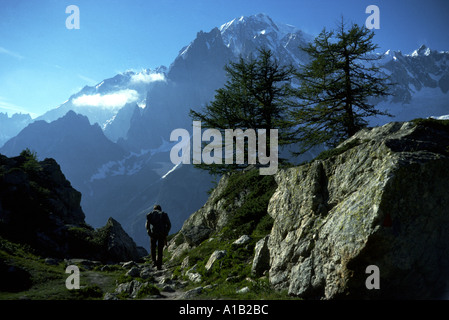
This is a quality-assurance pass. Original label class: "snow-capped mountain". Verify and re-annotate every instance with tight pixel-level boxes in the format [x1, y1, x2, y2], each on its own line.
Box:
[36, 68, 167, 142]
[382, 45, 449, 102]
[125, 13, 314, 152]
[368, 45, 449, 125]
[219, 13, 312, 65]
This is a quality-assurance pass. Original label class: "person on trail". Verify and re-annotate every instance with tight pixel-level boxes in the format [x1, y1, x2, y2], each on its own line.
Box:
[146, 204, 171, 270]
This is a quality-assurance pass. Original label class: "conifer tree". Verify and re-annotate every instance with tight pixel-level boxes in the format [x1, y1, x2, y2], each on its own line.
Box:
[189, 48, 295, 175]
[290, 20, 392, 153]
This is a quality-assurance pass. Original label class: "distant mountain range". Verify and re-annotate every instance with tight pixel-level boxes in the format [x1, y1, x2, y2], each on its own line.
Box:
[369, 44, 449, 125]
[1, 13, 448, 248]
[0, 113, 32, 147]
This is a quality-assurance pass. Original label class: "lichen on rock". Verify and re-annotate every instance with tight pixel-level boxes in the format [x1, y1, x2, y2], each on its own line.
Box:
[267, 120, 449, 299]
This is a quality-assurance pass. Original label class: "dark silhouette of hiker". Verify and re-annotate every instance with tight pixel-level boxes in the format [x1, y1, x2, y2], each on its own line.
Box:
[146, 205, 171, 270]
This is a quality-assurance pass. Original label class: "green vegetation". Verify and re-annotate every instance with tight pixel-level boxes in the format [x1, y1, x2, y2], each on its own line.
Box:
[0, 236, 123, 300]
[290, 19, 392, 154]
[135, 283, 161, 298]
[190, 48, 295, 175]
[172, 236, 293, 300]
[214, 168, 276, 240]
[19, 148, 41, 174]
[167, 167, 294, 299]
[201, 278, 293, 300]
[190, 19, 392, 170]
[71, 284, 104, 299]
[315, 138, 362, 161]
[411, 118, 449, 132]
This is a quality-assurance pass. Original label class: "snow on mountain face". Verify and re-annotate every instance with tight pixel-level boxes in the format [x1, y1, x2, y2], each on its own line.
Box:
[123, 13, 449, 159]
[126, 13, 316, 152]
[157, 14, 449, 149]
[32, 13, 447, 151]
[73, 68, 167, 101]
[366, 44, 449, 125]
[219, 13, 313, 64]
[89, 138, 175, 182]
[36, 68, 167, 141]
[381, 45, 449, 102]
[175, 13, 312, 73]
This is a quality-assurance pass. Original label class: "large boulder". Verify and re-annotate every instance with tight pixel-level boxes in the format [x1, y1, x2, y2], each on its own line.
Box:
[205, 250, 227, 271]
[251, 235, 270, 277]
[267, 120, 449, 299]
[97, 217, 147, 262]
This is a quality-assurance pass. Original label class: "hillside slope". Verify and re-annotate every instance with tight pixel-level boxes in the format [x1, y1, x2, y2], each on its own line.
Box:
[0, 150, 146, 262]
[168, 118, 449, 299]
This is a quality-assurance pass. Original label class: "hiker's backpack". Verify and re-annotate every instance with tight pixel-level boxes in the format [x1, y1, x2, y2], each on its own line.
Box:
[147, 210, 169, 237]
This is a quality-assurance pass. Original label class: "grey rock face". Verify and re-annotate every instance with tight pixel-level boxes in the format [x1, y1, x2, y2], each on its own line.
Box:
[179, 174, 233, 246]
[252, 236, 270, 277]
[233, 235, 251, 246]
[267, 121, 449, 299]
[205, 250, 227, 271]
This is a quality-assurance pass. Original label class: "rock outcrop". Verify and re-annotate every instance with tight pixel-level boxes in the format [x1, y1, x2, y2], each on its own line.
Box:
[97, 217, 148, 262]
[167, 119, 449, 300]
[252, 235, 270, 277]
[167, 167, 276, 264]
[268, 120, 449, 299]
[0, 152, 147, 262]
[177, 173, 234, 247]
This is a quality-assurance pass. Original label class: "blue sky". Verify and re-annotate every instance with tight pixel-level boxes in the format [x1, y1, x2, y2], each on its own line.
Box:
[1, 0, 448, 117]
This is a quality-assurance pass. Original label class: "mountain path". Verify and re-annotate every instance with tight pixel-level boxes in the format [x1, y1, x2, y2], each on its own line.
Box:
[144, 266, 187, 300]
[99, 261, 190, 300]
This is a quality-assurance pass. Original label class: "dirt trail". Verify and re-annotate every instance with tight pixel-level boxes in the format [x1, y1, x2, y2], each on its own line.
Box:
[147, 267, 187, 300]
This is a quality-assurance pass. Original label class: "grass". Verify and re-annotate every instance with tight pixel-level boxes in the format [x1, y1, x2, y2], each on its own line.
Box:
[214, 168, 277, 240]
[0, 237, 69, 299]
[174, 234, 295, 300]
[135, 283, 161, 298]
[0, 159, 292, 301]
[0, 237, 124, 300]
[199, 278, 295, 300]
[166, 167, 295, 299]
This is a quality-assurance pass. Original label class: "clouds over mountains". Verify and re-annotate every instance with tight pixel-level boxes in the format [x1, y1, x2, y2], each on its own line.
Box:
[71, 70, 166, 109]
[130, 72, 165, 84]
[72, 89, 140, 109]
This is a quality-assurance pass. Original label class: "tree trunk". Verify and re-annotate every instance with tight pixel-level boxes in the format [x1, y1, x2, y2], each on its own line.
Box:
[343, 48, 356, 137]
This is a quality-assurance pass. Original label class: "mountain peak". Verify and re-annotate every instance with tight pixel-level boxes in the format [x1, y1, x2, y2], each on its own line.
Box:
[219, 13, 282, 36]
[219, 13, 278, 32]
[411, 44, 431, 57]
[216, 13, 311, 59]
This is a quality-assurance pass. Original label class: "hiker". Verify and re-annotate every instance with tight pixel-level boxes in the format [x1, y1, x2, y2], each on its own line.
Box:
[146, 204, 171, 270]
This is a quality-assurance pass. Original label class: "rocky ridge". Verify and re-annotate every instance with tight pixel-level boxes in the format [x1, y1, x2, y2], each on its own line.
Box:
[0, 151, 146, 262]
[168, 118, 449, 299]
